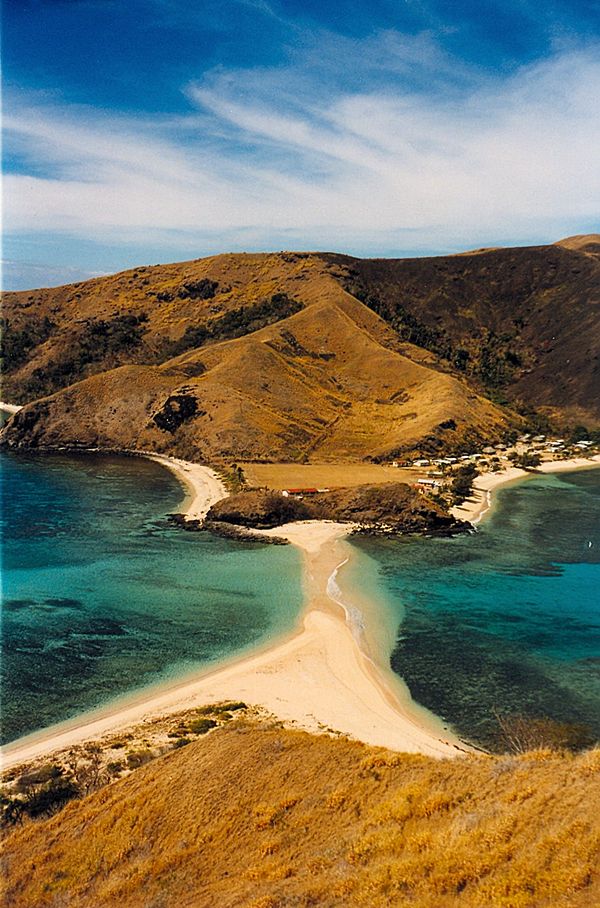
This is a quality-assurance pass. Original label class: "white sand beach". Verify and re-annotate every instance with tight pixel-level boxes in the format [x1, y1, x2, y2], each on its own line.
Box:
[147, 454, 227, 520]
[1, 473, 466, 769]
[0, 402, 23, 414]
[452, 454, 600, 524]
[4, 449, 600, 771]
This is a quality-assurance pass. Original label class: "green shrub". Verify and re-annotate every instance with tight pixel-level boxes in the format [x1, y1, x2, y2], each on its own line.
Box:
[209, 701, 247, 715]
[23, 779, 80, 819]
[189, 718, 218, 735]
[450, 464, 478, 504]
[509, 451, 541, 469]
[126, 748, 154, 768]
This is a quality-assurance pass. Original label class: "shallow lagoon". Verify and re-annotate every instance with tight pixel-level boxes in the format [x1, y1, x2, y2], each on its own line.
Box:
[1, 452, 303, 744]
[353, 469, 600, 748]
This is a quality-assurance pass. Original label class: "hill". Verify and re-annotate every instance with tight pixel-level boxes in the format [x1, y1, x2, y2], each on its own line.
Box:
[206, 483, 468, 536]
[2, 722, 599, 908]
[2, 238, 599, 462]
[0, 253, 509, 462]
[327, 238, 600, 426]
[554, 234, 600, 256]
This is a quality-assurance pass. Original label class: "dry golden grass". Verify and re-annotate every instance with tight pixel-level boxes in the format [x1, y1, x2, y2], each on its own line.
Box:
[553, 233, 600, 252]
[239, 462, 420, 489]
[2, 251, 509, 463]
[2, 723, 599, 908]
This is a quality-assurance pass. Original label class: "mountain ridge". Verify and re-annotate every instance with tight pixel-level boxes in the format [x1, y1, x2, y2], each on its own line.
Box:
[2, 238, 598, 463]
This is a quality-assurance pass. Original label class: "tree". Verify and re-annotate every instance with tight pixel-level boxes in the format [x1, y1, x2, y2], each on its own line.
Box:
[569, 425, 590, 443]
[450, 464, 478, 504]
[509, 452, 541, 470]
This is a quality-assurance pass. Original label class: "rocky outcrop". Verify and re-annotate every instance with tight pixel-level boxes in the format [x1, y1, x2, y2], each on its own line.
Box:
[203, 520, 289, 545]
[324, 483, 470, 536]
[206, 492, 314, 530]
[168, 513, 288, 544]
[207, 483, 470, 537]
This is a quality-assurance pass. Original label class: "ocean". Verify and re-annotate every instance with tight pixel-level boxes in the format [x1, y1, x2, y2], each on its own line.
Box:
[0, 451, 303, 744]
[350, 468, 600, 749]
[2, 447, 599, 751]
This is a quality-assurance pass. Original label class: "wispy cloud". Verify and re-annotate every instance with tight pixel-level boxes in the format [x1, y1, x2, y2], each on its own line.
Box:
[4, 31, 600, 261]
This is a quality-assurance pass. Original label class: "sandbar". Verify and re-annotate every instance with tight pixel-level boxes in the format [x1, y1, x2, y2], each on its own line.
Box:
[8, 451, 599, 769]
[1, 481, 466, 768]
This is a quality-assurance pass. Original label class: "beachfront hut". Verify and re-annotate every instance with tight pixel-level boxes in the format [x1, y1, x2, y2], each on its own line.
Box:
[282, 488, 319, 498]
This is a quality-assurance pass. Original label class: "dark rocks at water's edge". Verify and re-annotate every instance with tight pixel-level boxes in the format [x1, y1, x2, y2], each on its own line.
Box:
[206, 520, 290, 545]
[167, 513, 289, 545]
[206, 483, 472, 538]
[167, 513, 203, 531]
[350, 519, 469, 539]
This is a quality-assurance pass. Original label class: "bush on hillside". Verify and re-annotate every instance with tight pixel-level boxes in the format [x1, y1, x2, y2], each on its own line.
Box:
[0, 316, 55, 372]
[494, 711, 595, 753]
[189, 718, 218, 735]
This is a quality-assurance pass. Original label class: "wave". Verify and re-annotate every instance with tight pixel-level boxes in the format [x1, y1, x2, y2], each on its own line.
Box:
[326, 557, 367, 646]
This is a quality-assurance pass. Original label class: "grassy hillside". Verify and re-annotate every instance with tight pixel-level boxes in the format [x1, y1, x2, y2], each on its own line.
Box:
[2, 238, 598, 462]
[2, 722, 599, 908]
[1, 254, 509, 462]
[329, 240, 600, 426]
[0, 253, 312, 402]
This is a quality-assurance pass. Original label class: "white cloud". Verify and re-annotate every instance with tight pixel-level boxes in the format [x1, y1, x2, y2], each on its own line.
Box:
[4, 35, 600, 256]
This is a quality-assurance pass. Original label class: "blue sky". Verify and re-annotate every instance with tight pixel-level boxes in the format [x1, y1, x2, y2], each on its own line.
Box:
[3, 0, 600, 289]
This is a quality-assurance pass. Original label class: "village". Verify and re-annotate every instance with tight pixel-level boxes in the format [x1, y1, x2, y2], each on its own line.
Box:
[394, 433, 599, 495]
[274, 433, 600, 504]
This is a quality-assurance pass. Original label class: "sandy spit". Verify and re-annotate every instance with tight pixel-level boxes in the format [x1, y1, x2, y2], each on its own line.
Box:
[1, 461, 466, 767]
[3, 450, 600, 769]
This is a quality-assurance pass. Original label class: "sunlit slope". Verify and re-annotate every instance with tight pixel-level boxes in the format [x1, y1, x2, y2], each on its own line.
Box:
[1, 252, 325, 403]
[554, 234, 600, 256]
[3, 238, 598, 461]
[3, 724, 599, 908]
[2, 286, 507, 462]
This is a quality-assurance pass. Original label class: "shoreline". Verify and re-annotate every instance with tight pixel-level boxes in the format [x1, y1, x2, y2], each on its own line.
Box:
[2, 520, 466, 767]
[1, 457, 467, 766]
[145, 453, 227, 520]
[4, 449, 600, 770]
[452, 454, 600, 524]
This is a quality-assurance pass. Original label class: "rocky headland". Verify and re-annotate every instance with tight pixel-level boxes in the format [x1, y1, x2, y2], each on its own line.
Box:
[206, 482, 470, 537]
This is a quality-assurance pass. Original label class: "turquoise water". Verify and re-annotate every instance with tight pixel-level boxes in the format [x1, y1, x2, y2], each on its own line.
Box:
[0, 452, 303, 744]
[352, 469, 600, 749]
